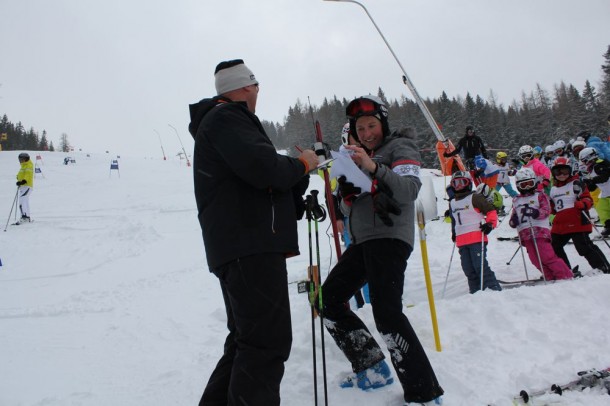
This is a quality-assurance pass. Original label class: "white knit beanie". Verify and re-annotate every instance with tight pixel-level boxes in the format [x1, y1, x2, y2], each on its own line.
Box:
[214, 60, 257, 95]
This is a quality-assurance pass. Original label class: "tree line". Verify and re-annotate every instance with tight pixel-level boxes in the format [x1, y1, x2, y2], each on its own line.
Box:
[0, 114, 74, 152]
[262, 45, 610, 168]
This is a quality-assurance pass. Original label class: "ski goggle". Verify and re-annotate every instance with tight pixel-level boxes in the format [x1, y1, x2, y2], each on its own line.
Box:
[520, 153, 533, 160]
[451, 177, 471, 190]
[517, 179, 536, 189]
[554, 148, 564, 155]
[346, 98, 379, 119]
[552, 167, 571, 176]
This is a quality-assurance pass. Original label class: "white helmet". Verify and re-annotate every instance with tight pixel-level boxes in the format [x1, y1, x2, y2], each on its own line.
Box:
[553, 140, 566, 154]
[475, 183, 492, 198]
[579, 147, 598, 164]
[544, 145, 555, 154]
[515, 167, 537, 192]
[340, 122, 350, 146]
[518, 145, 534, 159]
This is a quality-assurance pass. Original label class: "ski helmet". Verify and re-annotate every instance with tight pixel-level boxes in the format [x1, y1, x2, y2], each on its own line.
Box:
[340, 122, 351, 146]
[450, 171, 472, 192]
[346, 95, 390, 141]
[571, 139, 586, 158]
[553, 140, 566, 155]
[518, 145, 534, 161]
[515, 167, 537, 193]
[496, 151, 508, 163]
[465, 126, 475, 135]
[551, 156, 572, 178]
[475, 183, 492, 198]
[579, 147, 598, 165]
[575, 130, 591, 142]
[533, 146, 543, 157]
[18, 152, 30, 161]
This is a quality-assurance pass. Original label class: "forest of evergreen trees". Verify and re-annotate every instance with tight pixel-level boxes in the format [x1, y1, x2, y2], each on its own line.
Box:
[262, 45, 610, 168]
[2, 45, 609, 169]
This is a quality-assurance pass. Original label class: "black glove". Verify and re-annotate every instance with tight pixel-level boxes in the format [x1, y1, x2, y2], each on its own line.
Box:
[372, 181, 401, 226]
[451, 233, 456, 242]
[337, 176, 361, 204]
[16, 180, 26, 186]
[443, 151, 451, 158]
[480, 222, 493, 235]
[523, 207, 540, 219]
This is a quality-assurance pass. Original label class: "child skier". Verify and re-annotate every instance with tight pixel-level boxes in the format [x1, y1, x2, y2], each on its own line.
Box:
[509, 167, 573, 280]
[518, 145, 551, 193]
[15, 152, 34, 224]
[579, 147, 610, 236]
[475, 183, 505, 216]
[549, 156, 610, 274]
[449, 171, 502, 293]
[494, 152, 518, 197]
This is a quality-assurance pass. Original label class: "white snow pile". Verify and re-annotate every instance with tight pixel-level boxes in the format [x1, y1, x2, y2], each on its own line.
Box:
[1, 151, 609, 406]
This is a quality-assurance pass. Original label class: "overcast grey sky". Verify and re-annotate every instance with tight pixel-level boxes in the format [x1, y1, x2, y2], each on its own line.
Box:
[1, 0, 609, 157]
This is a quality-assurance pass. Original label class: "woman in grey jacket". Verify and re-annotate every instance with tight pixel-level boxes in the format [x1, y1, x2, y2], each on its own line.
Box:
[317, 96, 444, 405]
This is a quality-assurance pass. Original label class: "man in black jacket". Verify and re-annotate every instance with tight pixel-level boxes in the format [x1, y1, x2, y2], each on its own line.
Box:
[188, 59, 318, 406]
[443, 125, 487, 170]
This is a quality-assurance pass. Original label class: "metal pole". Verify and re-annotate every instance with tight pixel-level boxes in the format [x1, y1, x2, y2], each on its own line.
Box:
[516, 231, 531, 281]
[154, 129, 167, 160]
[441, 242, 456, 299]
[527, 218, 547, 282]
[3, 187, 19, 232]
[323, 0, 447, 143]
[168, 124, 191, 167]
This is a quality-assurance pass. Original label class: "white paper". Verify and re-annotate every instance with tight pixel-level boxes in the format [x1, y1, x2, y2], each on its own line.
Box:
[329, 150, 372, 193]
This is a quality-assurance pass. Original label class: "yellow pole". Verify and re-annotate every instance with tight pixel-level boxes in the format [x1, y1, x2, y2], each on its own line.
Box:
[416, 201, 442, 352]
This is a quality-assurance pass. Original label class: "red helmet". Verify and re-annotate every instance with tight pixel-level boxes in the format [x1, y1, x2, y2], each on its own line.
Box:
[551, 156, 572, 177]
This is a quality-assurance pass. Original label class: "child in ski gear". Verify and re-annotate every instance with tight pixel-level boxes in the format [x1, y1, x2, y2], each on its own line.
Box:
[15, 152, 34, 223]
[449, 171, 502, 293]
[519, 145, 551, 193]
[509, 167, 573, 280]
[443, 125, 487, 170]
[473, 155, 499, 189]
[494, 151, 518, 197]
[476, 183, 505, 215]
[188, 59, 319, 406]
[542, 145, 555, 168]
[318, 95, 444, 405]
[579, 147, 610, 236]
[549, 155, 610, 274]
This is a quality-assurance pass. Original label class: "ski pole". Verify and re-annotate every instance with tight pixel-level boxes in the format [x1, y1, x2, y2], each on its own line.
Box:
[310, 190, 329, 406]
[506, 244, 521, 265]
[441, 242, 456, 299]
[305, 195, 319, 406]
[516, 230, 531, 281]
[480, 231, 485, 292]
[3, 187, 19, 232]
[582, 211, 610, 251]
[527, 218, 547, 282]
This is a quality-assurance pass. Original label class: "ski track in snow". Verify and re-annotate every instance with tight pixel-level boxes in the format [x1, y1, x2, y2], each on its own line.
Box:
[1, 151, 609, 406]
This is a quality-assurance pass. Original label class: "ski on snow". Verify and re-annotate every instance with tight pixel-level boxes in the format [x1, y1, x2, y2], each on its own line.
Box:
[513, 367, 610, 404]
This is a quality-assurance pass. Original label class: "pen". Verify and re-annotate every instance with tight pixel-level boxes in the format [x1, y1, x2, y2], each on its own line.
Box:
[294, 145, 303, 152]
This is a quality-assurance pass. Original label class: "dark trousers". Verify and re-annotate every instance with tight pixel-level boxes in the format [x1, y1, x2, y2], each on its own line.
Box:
[200, 254, 292, 406]
[458, 242, 501, 293]
[551, 232, 610, 271]
[319, 239, 444, 403]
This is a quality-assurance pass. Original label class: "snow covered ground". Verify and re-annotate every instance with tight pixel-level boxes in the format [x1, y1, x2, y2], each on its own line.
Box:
[1, 150, 609, 406]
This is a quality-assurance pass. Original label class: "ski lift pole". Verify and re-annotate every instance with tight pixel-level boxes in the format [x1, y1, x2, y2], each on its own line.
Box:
[168, 124, 191, 167]
[154, 129, 167, 160]
[323, 0, 464, 175]
[323, 0, 444, 142]
[416, 200, 441, 352]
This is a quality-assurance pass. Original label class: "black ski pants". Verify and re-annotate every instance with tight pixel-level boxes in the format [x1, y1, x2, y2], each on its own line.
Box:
[318, 238, 444, 403]
[200, 253, 292, 406]
[551, 232, 610, 272]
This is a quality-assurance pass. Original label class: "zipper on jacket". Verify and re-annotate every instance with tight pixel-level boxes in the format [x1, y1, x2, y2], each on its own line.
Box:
[269, 188, 276, 234]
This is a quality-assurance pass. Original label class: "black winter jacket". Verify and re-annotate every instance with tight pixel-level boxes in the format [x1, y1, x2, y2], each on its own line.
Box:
[446, 134, 487, 160]
[189, 96, 308, 268]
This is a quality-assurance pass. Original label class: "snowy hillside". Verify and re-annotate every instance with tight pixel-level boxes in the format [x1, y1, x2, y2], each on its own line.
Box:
[1, 151, 609, 406]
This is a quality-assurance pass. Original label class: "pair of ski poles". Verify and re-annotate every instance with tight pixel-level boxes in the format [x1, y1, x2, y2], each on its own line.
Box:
[305, 190, 329, 406]
[3, 187, 20, 232]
